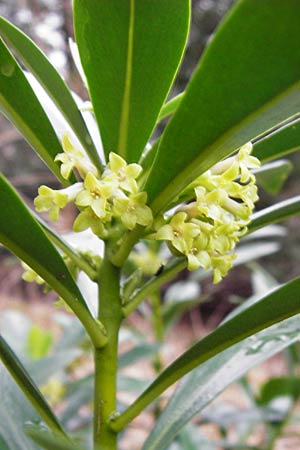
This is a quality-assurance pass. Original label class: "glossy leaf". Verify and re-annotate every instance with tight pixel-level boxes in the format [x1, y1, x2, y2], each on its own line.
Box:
[0, 175, 106, 348]
[0, 38, 65, 183]
[0, 336, 66, 438]
[142, 315, 300, 450]
[0, 361, 40, 450]
[0, 17, 102, 169]
[254, 160, 293, 195]
[112, 278, 300, 431]
[73, 0, 190, 162]
[253, 117, 300, 162]
[249, 196, 300, 233]
[157, 93, 184, 122]
[145, 0, 300, 213]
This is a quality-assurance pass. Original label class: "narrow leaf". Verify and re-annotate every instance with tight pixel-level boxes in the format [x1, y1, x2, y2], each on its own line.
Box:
[74, 0, 190, 162]
[145, 0, 300, 213]
[142, 315, 300, 450]
[157, 93, 184, 122]
[253, 117, 300, 162]
[0, 175, 106, 348]
[0, 336, 66, 438]
[0, 362, 41, 450]
[254, 160, 293, 195]
[0, 38, 65, 183]
[112, 278, 300, 431]
[259, 376, 300, 405]
[249, 196, 300, 233]
[0, 17, 102, 169]
[25, 425, 81, 450]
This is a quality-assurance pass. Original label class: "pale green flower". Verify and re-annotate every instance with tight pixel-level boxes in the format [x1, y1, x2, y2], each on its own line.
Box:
[34, 183, 82, 221]
[21, 262, 44, 285]
[237, 142, 260, 183]
[103, 152, 142, 194]
[211, 142, 260, 183]
[211, 254, 236, 284]
[187, 247, 211, 271]
[34, 186, 68, 221]
[130, 248, 164, 276]
[55, 134, 98, 180]
[156, 212, 200, 254]
[75, 172, 115, 221]
[154, 143, 260, 283]
[113, 192, 153, 230]
[73, 207, 107, 238]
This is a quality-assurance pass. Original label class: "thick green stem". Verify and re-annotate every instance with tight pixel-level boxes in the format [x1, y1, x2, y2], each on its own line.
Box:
[93, 248, 123, 450]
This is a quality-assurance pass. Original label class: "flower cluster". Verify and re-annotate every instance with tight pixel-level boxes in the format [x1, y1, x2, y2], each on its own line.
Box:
[34, 134, 153, 238]
[33, 134, 260, 284]
[155, 142, 260, 283]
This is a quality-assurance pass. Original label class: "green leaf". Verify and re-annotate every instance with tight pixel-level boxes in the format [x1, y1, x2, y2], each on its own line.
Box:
[259, 376, 300, 405]
[0, 361, 41, 450]
[249, 196, 300, 233]
[157, 93, 184, 122]
[0, 336, 66, 438]
[25, 425, 81, 450]
[253, 117, 300, 162]
[73, 0, 190, 162]
[254, 160, 293, 195]
[0, 17, 102, 170]
[141, 314, 300, 450]
[112, 278, 300, 431]
[0, 38, 66, 183]
[0, 325, 80, 450]
[145, 0, 300, 213]
[0, 174, 106, 348]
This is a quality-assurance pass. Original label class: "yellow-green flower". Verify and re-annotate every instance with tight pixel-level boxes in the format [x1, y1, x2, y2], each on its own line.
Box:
[103, 152, 142, 194]
[211, 254, 236, 284]
[34, 183, 82, 221]
[112, 192, 153, 230]
[75, 172, 115, 221]
[156, 212, 200, 254]
[21, 262, 44, 285]
[34, 186, 68, 221]
[154, 142, 260, 283]
[55, 134, 98, 180]
[73, 207, 107, 238]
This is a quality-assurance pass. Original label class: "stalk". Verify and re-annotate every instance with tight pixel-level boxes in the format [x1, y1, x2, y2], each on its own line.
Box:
[93, 246, 123, 450]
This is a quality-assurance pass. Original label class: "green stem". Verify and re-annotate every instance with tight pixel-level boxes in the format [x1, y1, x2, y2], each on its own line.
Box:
[150, 290, 164, 418]
[151, 290, 164, 373]
[151, 291, 164, 345]
[109, 226, 142, 267]
[94, 247, 123, 450]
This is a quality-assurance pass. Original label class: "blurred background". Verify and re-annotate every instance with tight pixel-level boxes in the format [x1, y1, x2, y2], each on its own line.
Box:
[1, 1, 300, 449]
